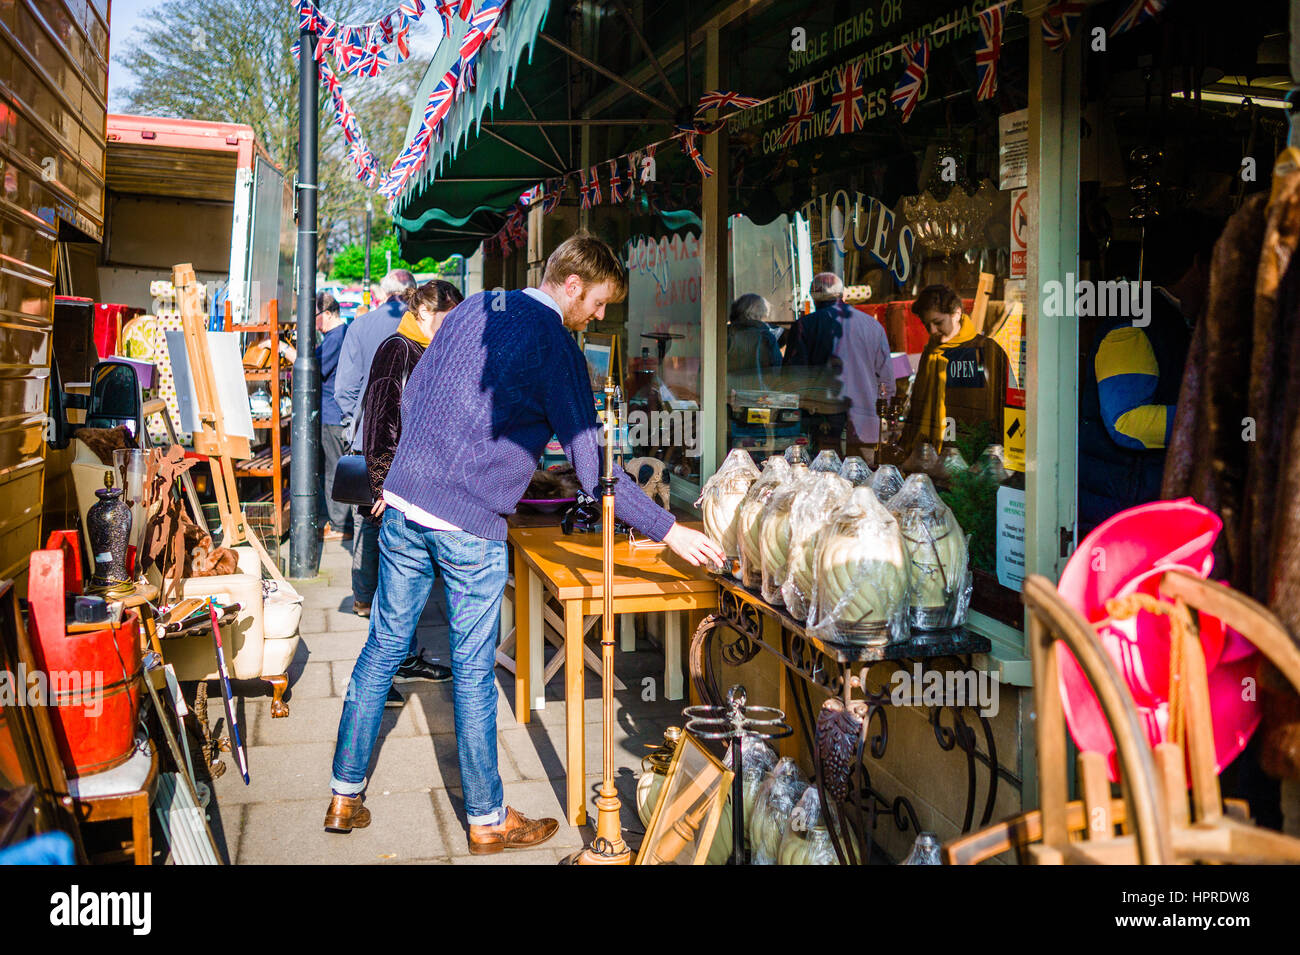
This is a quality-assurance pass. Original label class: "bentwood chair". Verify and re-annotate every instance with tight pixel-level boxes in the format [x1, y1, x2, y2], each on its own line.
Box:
[946, 571, 1300, 865]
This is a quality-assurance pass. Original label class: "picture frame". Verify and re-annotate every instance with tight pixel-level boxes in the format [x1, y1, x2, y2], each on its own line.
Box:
[635, 730, 733, 865]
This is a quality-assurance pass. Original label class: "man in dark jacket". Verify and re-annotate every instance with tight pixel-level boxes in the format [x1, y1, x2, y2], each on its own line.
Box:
[316, 292, 350, 540]
[333, 269, 415, 617]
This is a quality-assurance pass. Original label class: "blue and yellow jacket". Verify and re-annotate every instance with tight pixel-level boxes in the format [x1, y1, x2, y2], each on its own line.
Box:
[1078, 290, 1190, 531]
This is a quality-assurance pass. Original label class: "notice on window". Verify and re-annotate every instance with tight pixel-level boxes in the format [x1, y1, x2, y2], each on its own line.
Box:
[999, 109, 1029, 191]
[996, 485, 1027, 592]
[1010, 188, 1028, 278]
[1003, 407, 1026, 473]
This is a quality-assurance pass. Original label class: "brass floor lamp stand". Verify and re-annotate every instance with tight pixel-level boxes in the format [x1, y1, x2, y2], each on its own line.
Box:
[568, 381, 633, 866]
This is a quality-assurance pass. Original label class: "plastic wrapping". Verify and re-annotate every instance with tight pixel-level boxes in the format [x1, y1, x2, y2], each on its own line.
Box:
[901, 831, 943, 864]
[810, 449, 842, 473]
[871, 464, 905, 502]
[697, 449, 762, 574]
[737, 456, 792, 590]
[723, 734, 778, 848]
[976, 444, 1010, 484]
[784, 444, 811, 467]
[750, 757, 808, 865]
[901, 439, 940, 476]
[758, 469, 814, 605]
[782, 471, 853, 620]
[777, 786, 841, 865]
[887, 473, 973, 631]
[938, 446, 969, 481]
[810, 486, 911, 645]
[839, 456, 873, 487]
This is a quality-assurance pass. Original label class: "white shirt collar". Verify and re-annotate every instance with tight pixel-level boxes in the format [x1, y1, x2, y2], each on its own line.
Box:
[524, 286, 563, 320]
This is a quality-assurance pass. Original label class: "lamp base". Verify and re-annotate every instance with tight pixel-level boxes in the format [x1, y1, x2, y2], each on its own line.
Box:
[562, 838, 633, 866]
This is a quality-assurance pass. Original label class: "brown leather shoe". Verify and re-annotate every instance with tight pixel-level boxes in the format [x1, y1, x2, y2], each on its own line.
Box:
[324, 794, 371, 833]
[467, 806, 559, 855]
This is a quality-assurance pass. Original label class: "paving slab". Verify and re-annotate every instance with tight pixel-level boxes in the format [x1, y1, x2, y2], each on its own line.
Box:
[237, 791, 445, 865]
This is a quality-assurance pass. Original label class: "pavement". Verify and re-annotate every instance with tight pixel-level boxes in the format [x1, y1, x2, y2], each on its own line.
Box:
[204, 536, 683, 865]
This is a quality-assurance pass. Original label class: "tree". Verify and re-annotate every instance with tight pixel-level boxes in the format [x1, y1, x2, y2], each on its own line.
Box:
[328, 235, 456, 281]
[116, 0, 423, 271]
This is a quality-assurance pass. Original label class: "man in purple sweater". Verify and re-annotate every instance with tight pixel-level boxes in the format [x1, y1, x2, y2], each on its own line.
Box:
[325, 233, 723, 852]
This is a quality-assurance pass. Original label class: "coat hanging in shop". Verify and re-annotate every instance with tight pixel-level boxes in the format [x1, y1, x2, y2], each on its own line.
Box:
[1163, 167, 1300, 781]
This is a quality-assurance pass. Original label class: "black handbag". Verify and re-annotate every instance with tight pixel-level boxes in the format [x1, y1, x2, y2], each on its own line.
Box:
[331, 454, 373, 505]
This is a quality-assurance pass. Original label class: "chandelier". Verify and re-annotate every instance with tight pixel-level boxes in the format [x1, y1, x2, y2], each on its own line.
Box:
[900, 179, 999, 256]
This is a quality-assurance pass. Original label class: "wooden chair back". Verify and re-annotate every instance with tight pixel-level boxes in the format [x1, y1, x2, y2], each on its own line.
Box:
[1021, 573, 1172, 864]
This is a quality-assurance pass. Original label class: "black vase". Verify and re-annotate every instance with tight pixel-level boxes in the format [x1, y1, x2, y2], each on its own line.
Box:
[87, 472, 133, 596]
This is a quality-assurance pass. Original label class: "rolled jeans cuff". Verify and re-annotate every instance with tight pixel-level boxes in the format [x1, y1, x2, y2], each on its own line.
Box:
[467, 806, 505, 826]
[330, 776, 366, 797]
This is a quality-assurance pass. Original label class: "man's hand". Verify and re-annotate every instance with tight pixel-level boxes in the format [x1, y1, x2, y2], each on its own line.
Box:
[370, 499, 387, 518]
[663, 523, 726, 568]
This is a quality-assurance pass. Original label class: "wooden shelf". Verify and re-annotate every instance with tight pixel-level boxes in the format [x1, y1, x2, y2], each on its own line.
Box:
[227, 299, 290, 538]
[252, 414, 291, 429]
[234, 448, 290, 478]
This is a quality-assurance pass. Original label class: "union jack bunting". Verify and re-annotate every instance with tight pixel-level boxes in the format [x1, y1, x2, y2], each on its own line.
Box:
[680, 132, 713, 178]
[588, 165, 602, 206]
[890, 39, 929, 123]
[578, 170, 593, 210]
[541, 178, 562, 214]
[393, 24, 411, 61]
[295, 0, 328, 34]
[333, 26, 366, 73]
[458, 0, 503, 68]
[828, 61, 868, 135]
[694, 89, 762, 116]
[398, 0, 425, 22]
[1042, 2, 1086, 51]
[975, 7, 1002, 101]
[434, 0, 457, 36]
[519, 183, 543, 206]
[608, 159, 625, 202]
[1110, 0, 1166, 36]
[777, 83, 815, 147]
[377, 15, 395, 43]
[357, 42, 390, 78]
[458, 0, 473, 19]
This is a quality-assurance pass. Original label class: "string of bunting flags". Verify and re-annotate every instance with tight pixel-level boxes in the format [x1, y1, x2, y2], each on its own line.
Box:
[291, 0, 426, 78]
[486, 0, 1172, 254]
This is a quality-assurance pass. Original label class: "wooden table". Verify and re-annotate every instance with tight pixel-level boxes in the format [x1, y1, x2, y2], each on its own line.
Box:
[507, 523, 718, 825]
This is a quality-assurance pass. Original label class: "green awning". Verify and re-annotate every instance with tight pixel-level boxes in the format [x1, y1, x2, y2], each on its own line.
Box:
[390, 0, 556, 235]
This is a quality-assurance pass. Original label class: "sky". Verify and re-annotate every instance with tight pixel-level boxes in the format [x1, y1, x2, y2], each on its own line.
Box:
[108, 0, 444, 111]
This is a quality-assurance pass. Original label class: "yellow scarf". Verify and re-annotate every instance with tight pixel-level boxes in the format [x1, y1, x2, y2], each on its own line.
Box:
[902, 314, 977, 453]
[396, 311, 432, 347]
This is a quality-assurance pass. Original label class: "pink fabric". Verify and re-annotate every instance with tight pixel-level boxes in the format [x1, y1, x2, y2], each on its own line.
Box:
[1055, 499, 1260, 782]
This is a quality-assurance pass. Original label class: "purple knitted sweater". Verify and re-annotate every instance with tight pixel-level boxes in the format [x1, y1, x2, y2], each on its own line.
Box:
[382, 290, 677, 542]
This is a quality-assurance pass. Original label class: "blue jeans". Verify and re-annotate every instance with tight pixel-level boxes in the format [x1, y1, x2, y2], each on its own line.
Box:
[351, 505, 379, 604]
[331, 507, 508, 825]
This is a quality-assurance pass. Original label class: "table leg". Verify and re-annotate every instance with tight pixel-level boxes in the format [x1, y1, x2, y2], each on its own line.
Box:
[527, 569, 545, 712]
[512, 550, 530, 723]
[620, 615, 635, 652]
[665, 611, 683, 701]
[565, 599, 586, 826]
[496, 576, 516, 676]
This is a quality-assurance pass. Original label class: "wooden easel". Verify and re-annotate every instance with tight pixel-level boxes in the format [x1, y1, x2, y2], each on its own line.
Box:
[173, 264, 288, 587]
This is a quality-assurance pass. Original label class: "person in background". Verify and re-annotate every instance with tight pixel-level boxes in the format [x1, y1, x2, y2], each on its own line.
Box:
[900, 283, 1008, 461]
[333, 269, 417, 617]
[726, 293, 781, 385]
[359, 280, 466, 704]
[325, 233, 725, 847]
[782, 273, 894, 460]
[316, 292, 351, 541]
[1078, 214, 1218, 536]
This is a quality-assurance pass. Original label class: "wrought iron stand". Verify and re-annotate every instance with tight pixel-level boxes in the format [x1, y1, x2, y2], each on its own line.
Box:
[683, 684, 792, 865]
[690, 575, 1020, 864]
